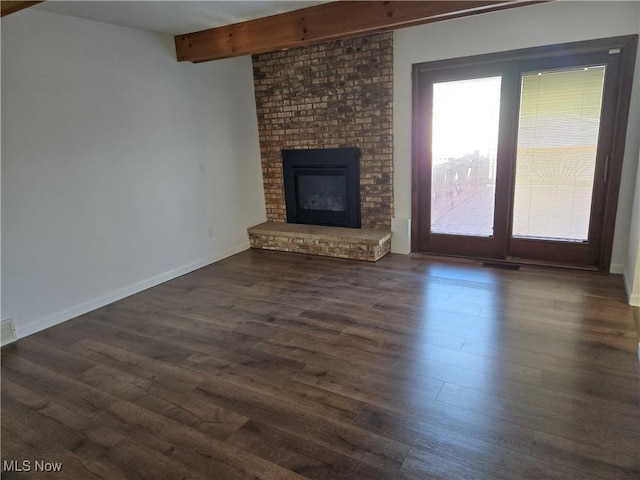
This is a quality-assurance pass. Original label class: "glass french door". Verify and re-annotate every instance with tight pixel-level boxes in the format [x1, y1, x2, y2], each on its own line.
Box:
[413, 62, 516, 260]
[507, 58, 611, 266]
[430, 75, 501, 238]
[412, 37, 636, 269]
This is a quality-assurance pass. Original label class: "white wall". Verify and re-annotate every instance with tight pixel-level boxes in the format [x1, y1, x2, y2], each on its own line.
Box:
[392, 0, 640, 273]
[1, 9, 266, 338]
[626, 148, 640, 306]
[623, 3, 640, 306]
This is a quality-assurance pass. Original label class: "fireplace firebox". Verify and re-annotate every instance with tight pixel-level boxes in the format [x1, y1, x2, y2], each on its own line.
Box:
[282, 148, 361, 228]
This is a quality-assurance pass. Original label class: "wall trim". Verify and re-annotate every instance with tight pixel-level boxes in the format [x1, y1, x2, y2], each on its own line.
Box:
[391, 217, 411, 254]
[610, 262, 626, 274]
[13, 242, 250, 340]
[624, 267, 640, 306]
[1, 319, 18, 347]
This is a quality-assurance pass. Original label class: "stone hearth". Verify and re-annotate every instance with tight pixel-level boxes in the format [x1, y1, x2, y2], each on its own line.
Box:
[248, 222, 391, 262]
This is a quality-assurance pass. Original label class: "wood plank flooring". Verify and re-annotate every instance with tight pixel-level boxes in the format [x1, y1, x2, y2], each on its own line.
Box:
[2, 249, 639, 479]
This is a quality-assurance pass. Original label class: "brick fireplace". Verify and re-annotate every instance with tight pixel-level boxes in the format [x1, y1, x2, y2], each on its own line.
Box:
[249, 32, 393, 261]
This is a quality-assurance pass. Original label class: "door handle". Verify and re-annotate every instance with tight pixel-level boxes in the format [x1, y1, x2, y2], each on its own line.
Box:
[603, 155, 610, 183]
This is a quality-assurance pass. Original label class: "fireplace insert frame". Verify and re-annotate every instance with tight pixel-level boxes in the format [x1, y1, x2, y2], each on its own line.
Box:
[282, 148, 361, 228]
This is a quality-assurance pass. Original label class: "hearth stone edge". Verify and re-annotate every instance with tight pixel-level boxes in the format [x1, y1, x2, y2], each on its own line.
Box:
[248, 222, 391, 262]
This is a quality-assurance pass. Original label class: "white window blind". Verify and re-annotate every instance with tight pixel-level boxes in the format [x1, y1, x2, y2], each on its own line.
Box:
[512, 66, 606, 241]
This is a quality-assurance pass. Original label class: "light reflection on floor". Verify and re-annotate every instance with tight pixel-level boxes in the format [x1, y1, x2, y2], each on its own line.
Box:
[398, 263, 502, 427]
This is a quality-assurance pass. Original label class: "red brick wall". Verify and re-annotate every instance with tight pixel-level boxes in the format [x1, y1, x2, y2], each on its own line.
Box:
[252, 32, 393, 230]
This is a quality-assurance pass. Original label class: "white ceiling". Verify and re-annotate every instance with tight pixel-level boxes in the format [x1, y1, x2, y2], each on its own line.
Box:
[35, 1, 329, 36]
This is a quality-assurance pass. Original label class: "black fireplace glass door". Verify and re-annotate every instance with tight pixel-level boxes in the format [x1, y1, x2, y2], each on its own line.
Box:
[283, 147, 361, 228]
[297, 174, 346, 212]
[292, 168, 350, 226]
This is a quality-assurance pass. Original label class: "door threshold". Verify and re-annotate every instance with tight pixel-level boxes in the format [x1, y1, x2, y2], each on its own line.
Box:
[482, 261, 520, 271]
[412, 252, 602, 272]
[504, 256, 601, 272]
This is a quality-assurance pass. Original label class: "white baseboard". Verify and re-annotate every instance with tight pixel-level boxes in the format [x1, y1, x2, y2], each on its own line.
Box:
[623, 267, 640, 306]
[391, 217, 411, 255]
[1, 318, 18, 347]
[14, 243, 250, 340]
[610, 262, 625, 274]
[624, 268, 640, 307]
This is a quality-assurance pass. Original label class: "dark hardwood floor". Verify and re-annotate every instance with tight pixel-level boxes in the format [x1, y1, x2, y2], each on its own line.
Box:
[2, 249, 639, 479]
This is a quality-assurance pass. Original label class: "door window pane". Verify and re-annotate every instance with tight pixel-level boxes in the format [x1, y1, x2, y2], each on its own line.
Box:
[512, 66, 606, 241]
[431, 76, 501, 236]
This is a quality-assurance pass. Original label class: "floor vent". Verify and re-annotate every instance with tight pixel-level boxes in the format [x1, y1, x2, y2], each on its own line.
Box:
[482, 261, 520, 271]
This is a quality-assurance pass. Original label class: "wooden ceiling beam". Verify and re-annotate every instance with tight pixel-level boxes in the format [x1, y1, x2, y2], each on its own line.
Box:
[175, 1, 545, 63]
[1, 1, 43, 17]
